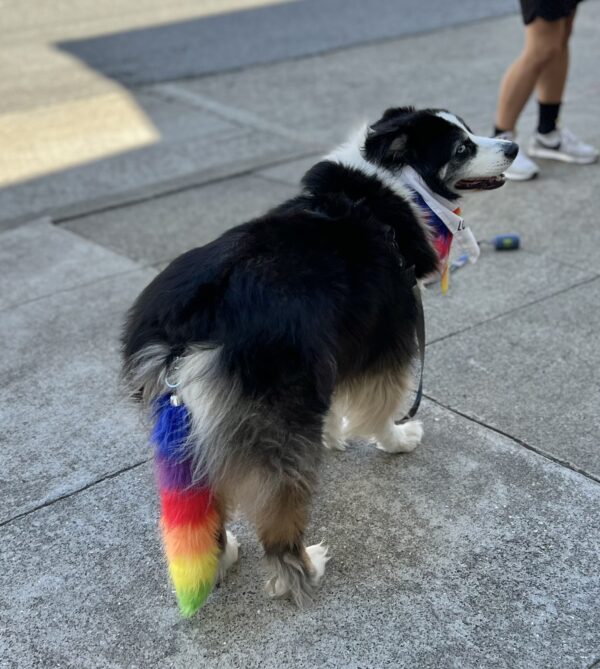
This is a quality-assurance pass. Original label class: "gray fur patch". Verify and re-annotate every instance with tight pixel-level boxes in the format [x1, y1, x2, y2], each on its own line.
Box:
[127, 345, 322, 497]
[264, 552, 316, 608]
[122, 342, 171, 406]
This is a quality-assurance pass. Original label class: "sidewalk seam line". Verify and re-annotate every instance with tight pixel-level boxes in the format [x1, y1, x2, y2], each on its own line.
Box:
[147, 84, 314, 145]
[51, 148, 319, 225]
[253, 172, 307, 188]
[0, 458, 151, 529]
[426, 274, 600, 348]
[424, 394, 600, 485]
[0, 265, 156, 315]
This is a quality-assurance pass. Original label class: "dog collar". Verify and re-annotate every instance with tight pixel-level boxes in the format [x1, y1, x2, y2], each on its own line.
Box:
[399, 166, 480, 293]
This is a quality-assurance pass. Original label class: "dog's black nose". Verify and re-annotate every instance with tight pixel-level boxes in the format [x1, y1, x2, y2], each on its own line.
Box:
[504, 141, 519, 159]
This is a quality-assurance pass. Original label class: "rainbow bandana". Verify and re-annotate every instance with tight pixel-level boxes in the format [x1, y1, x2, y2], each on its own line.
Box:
[400, 166, 480, 293]
[152, 394, 220, 617]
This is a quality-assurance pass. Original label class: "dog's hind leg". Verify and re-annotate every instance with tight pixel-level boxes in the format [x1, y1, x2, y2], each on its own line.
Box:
[256, 478, 329, 607]
[213, 498, 240, 583]
[216, 526, 240, 582]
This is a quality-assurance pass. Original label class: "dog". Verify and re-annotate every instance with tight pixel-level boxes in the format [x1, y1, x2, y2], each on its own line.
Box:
[121, 106, 517, 614]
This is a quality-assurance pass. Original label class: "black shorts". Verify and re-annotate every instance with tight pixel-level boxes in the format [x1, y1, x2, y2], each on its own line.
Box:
[520, 0, 582, 24]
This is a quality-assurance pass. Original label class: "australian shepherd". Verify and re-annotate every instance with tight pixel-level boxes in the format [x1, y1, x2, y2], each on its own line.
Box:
[121, 106, 517, 614]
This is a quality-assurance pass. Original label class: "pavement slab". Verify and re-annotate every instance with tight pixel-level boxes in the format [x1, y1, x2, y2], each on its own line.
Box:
[0, 268, 155, 523]
[61, 175, 296, 265]
[422, 246, 596, 344]
[1, 402, 599, 668]
[0, 219, 136, 311]
[425, 277, 600, 480]
[0, 221, 157, 522]
[0, 90, 306, 228]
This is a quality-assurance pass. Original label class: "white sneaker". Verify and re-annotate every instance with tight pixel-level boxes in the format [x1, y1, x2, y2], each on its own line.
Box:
[528, 128, 599, 164]
[497, 131, 539, 181]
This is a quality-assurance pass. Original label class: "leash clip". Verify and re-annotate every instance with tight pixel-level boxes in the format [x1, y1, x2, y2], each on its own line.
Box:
[165, 357, 182, 406]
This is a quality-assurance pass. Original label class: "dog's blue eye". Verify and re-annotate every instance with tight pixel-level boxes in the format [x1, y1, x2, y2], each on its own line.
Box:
[456, 144, 467, 156]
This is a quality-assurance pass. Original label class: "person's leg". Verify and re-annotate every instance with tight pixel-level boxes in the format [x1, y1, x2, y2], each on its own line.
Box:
[535, 9, 576, 134]
[536, 10, 575, 108]
[495, 17, 566, 133]
[528, 7, 598, 163]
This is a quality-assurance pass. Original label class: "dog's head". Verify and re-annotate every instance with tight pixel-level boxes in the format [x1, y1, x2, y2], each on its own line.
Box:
[364, 106, 518, 200]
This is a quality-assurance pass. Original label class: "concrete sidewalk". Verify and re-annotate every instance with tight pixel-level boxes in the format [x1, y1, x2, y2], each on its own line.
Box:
[1, 3, 599, 668]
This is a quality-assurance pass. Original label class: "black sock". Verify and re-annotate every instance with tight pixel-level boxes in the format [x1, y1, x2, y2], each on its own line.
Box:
[494, 126, 510, 137]
[538, 102, 561, 134]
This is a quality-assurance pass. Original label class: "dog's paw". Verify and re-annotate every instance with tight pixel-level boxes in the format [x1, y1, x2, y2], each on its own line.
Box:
[376, 420, 423, 453]
[264, 544, 329, 605]
[265, 573, 290, 598]
[322, 434, 346, 451]
[217, 530, 240, 582]
[306, 542, 330, 584]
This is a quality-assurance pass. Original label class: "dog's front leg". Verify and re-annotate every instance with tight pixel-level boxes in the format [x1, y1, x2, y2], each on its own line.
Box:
[375, 419, 423, 453]
[322, 404, 346, 451]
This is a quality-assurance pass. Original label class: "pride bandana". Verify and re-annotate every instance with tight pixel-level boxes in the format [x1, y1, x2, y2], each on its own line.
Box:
[399, 166, 479, 293]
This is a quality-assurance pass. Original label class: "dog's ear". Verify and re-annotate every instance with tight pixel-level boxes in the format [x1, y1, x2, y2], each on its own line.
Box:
[378, 105, 416, 123]
[364, 107, 415, 168]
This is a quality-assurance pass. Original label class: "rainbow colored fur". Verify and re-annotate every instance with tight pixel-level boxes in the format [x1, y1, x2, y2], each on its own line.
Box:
[152, 395, 220, 617]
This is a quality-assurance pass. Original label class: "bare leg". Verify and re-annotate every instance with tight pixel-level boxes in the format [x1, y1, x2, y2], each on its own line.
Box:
[495, 17, 565, 132]
[537, 10, 576, 104]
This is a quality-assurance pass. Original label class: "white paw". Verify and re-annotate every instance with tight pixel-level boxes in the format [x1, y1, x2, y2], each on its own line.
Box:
[376, 420, 423, 453]
[217, 530, 239, 582]
[265, 574, 289, 598]
[323, 434, 346, 451]
[306, 542, 330, 584]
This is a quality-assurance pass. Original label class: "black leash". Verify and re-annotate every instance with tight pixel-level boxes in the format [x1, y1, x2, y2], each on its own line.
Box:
[396, 266, 425, 424]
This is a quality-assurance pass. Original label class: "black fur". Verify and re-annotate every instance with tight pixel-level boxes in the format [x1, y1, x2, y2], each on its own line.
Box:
[122, 106, 518, 425]
[122, 158, 437, 421]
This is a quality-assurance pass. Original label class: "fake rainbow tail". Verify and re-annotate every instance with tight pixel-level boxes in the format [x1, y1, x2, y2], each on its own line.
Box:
[152, 395, 221, 617]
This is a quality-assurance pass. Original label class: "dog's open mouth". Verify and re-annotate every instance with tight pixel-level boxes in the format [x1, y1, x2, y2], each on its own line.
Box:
[454, 175, 506, 191]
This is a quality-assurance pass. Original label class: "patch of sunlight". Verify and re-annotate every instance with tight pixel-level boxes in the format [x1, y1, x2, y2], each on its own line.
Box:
[0, 90, 160, 186]
[1, 0, 294, 43]
[0, 0, 294, 185]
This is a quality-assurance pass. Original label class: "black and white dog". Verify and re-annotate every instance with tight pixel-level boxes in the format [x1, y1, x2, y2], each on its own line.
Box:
[122, 107, 517, 607]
